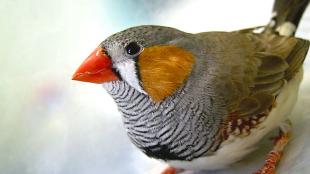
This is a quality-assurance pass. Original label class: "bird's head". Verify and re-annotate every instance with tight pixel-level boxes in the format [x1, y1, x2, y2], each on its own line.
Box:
[72, 25, 196, 102]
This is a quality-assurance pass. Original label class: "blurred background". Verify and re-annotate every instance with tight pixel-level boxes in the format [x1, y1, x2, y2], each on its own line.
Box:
[0, 0, 310, 174]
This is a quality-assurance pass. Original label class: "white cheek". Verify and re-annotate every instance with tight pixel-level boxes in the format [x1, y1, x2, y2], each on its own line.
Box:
[115, 60, 146, 94]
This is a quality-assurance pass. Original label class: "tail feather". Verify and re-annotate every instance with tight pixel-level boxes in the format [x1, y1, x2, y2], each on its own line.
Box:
[267, 0, 309, 36]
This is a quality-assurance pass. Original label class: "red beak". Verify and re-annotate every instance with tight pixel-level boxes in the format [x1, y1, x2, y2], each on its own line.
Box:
[72, 47, 119, 83]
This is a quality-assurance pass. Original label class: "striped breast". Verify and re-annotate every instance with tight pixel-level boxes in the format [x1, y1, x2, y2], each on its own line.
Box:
[103, 81, 222, 161]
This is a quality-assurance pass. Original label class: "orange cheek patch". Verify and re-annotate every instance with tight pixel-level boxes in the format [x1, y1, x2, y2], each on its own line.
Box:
[138, 45, 195, 102]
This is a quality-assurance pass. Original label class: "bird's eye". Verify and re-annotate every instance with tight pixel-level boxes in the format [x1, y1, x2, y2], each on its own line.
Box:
[125, 42, 141, 55]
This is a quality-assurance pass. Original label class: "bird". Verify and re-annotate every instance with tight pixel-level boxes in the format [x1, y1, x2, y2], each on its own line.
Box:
[72, 0, 310, 173]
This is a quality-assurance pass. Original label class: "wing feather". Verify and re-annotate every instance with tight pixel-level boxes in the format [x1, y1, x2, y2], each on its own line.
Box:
[232, 32, 309, 117]
[196, 31, 309, 118]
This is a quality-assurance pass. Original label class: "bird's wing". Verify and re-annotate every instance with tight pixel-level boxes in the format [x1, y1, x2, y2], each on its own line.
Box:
[196, 31, 309, 117]
[231, 33, 308, 117]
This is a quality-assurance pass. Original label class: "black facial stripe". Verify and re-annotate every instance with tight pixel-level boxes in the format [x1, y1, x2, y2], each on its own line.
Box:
[112, 67, 123, 81]
[102, 46, 123, 80]
[133, 55, 143, 87]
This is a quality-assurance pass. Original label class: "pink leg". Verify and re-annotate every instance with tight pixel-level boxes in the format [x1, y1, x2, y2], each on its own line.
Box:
[253, 131, 290, 174]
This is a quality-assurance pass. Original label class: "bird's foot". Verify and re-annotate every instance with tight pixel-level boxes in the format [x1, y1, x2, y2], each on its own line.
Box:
[252, 149, 283, 174]
[253, 122, 291, 174]
[160, 166, 184, 174]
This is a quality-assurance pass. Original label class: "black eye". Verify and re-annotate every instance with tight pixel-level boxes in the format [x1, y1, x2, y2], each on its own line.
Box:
[125, 42, 141, 55]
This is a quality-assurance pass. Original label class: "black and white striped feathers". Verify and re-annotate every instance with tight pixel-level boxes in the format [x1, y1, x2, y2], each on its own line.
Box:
[103, 81, 222, 161]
